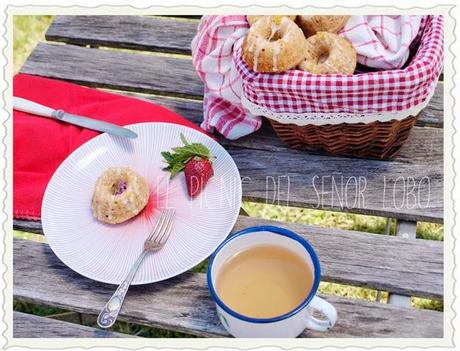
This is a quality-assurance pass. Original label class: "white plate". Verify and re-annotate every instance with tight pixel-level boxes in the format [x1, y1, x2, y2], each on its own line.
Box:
[42, 123, 242, 285]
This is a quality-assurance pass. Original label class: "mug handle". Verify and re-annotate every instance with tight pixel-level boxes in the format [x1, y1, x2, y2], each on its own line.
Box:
[304, 296, 337, 332]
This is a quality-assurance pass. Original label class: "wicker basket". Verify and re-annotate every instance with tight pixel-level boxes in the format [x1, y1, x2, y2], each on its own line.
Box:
[268, 115, 418, 160]
[235, 16, 443, 160]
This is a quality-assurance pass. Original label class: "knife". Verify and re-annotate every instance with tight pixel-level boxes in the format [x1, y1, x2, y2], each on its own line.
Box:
[13, 97, 138, 139]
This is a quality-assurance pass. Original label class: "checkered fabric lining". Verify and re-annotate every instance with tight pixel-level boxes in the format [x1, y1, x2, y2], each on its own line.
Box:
[235, 15, 443, 114]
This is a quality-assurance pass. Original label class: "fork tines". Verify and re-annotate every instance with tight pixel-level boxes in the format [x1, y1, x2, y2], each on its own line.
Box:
[146, 209, 176, 246]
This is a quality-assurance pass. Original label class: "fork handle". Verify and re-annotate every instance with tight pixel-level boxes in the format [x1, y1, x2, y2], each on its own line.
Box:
[97, 250, 148, 328]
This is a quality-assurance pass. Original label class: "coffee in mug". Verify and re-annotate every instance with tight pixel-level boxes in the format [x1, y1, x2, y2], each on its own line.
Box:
[216, 244, 314, 318]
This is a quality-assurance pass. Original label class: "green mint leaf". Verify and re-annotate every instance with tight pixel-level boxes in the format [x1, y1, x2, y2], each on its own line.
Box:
[169, 162, 185, 179]
[183, 144, 210, 159]
[161, 151, 174, 163]
[161, 135, 212, 178]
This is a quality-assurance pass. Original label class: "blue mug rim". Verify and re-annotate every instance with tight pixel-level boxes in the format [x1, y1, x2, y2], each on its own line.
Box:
[207, 225, 321, 324]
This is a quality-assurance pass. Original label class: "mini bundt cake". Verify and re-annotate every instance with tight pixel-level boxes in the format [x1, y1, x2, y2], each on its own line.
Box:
[296, 15, 350, 37]
[91, 167, 149, 224]
[243, 16, 307, 72]
[298, 32, 357, 74]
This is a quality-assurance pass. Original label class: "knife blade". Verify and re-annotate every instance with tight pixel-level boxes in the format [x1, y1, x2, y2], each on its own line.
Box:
[13, 97, 138, 139]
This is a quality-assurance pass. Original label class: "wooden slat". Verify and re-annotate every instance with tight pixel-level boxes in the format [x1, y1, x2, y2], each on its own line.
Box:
[13, 312, 134, 338]
[13, 215, 443, 299]
[233, 147, 442, 223]
[13, 238, 442, 338]
[420, 82, 443, 127]
[21, 42, 443, 128]
[21, 43, 202, 98]
[388, 220, 417, 307]
[47, 16, 198, 55]
[13, 220, 43, 234]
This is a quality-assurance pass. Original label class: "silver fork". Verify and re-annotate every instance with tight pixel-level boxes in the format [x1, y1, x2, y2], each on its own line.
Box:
[97, 209, 176, 329]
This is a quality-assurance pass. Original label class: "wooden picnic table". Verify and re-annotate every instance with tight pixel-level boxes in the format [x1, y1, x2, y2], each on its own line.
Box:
[13, 15, 444, 338]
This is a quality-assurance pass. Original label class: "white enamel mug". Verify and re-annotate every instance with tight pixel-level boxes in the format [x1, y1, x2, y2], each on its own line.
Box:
[207, 226, 337, 338]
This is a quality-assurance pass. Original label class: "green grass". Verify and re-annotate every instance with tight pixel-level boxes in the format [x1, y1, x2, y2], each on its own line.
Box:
[13, 15, 53, 73]
[12, 16, 444, 337]
[242, 202, 443, 240]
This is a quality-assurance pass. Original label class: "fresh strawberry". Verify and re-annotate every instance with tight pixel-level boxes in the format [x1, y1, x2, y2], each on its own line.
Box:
[184, 157, 214, 198]
[161, 134, 214, 198]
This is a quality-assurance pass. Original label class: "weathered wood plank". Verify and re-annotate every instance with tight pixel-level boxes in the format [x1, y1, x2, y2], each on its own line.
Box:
[11, 156, 442, 223]
[388, 220, 418, 307]
[13, 219, 43, 234]
[46, 16, 198, 54]
[419, 81, 443, 127]
[13, 215, 443, 299]
[233, 147, 442, 222]
[21, 43, 202, 98]
[228, 122, 443, 167]
[13, 239, 442, 338]
[13, 312, 135, 338]
[20, 42, 443, 127]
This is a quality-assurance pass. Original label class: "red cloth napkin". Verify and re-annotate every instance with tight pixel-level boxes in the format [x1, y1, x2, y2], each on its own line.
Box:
[14, 73, 204, 220]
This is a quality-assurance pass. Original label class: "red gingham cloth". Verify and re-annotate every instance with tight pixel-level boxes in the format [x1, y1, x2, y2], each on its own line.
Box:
[191, 16, 258, 140]
[339, 16, 423, 70]
[191, 15, 443, 139]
